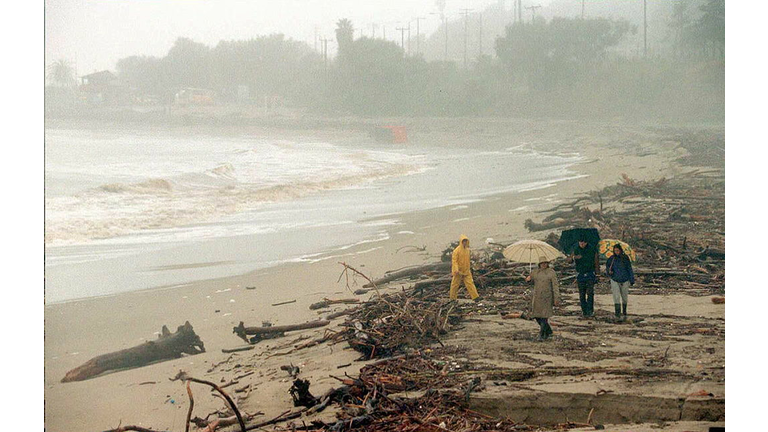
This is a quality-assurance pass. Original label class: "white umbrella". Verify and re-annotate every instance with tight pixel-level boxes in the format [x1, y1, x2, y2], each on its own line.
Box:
[503, 240, 565, 271]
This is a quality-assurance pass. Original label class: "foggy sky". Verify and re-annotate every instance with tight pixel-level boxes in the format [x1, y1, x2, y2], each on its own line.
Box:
[46, 0, 531, 74]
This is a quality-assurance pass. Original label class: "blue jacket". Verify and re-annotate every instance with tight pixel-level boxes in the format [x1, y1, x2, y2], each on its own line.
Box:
[606, 255, 635, 284]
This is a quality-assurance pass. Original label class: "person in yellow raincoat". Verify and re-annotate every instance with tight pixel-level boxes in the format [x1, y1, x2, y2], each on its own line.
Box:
[449, 235, 480, 301]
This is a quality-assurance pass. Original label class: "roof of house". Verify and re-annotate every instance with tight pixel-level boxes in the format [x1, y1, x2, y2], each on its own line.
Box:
[81, 70, 117, 81]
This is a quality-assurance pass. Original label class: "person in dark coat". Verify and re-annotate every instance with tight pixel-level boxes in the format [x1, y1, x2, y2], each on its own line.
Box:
[605, 244, 635, 321]
[569, 237, 599, 317]
[525, 256, 561, 341]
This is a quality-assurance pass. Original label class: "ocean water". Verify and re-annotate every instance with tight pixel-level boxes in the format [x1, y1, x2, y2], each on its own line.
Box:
[44, 127, 584, 303]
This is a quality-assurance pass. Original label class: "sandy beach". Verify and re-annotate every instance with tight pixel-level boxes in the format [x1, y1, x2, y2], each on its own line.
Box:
[44, 119, 723, 431]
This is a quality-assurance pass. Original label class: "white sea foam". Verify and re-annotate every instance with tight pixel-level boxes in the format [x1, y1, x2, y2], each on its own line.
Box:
[362, 219, 403, 227]
[336, 232, 390, 250]
[45, 134, 425, 246]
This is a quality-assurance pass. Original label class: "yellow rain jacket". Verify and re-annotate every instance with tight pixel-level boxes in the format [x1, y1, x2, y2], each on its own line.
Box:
[452, 235, 472, 276]
[450, 235, 478, 300]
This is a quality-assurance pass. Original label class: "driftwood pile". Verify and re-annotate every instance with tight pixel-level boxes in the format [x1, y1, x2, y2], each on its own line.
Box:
[263, 347, 659, 432]
[214, 347, 541, 432]
[306, 384, 536, 432]
[332, 290, 460, 360]
[320, 171, 726, 367]
[527, 172, 725, 297]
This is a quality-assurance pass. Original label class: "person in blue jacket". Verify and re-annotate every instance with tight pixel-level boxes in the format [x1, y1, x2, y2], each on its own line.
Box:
[569, 237, 599, 318]
[605, 244, 635, 321]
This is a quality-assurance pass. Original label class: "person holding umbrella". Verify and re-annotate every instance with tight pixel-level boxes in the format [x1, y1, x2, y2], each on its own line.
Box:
[605, 243, 635, 321]
[569, 237, 599, 318]
[450, 235, 480, 301]
[525, 256, 561, 341]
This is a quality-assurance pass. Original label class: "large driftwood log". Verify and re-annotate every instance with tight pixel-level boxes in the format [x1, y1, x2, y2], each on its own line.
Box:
[62, 321, 205, 383]
[363, 262, 451, 288]
[233, 320, 330, 344]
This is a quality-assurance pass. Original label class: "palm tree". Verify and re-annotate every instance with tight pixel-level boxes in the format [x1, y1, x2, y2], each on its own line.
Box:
[335, 18, 355, 55]
[46, 59, 76, 88]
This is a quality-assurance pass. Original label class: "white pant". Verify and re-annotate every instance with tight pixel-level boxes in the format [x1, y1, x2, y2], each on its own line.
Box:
[610, 280, 630, 304]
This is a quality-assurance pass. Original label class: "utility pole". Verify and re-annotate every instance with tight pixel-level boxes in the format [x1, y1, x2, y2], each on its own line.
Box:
[478, 12, 483, 58]
[581, 0, 585, 19]
[414, 17, 425, 56]
[319, 37, 330, 69]
[525, 5, 541, 22]
[444, 15, 449, 61]
[460, 8, 472, 69]
[314, 26, 318, 52]
[407, 22, 411, 55]
[643, 0, 648, 57]
[518, 0, 523, 23]
[397, 26, 407, 53]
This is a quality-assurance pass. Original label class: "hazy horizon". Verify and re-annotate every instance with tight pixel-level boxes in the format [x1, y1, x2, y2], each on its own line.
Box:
[46, 0, 531, 74]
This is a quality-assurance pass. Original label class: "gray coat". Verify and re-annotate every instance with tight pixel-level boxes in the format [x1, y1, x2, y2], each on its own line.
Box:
[530, 267, 561, 318]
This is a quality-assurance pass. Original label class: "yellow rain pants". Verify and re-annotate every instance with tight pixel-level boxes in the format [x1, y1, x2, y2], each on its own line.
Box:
[449, 234, 479, 300]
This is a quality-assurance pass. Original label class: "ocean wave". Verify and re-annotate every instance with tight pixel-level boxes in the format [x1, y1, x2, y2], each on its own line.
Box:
[99, 178, 174, 194]
[206, 163, 237, 179]
[45, 159, 422, 246]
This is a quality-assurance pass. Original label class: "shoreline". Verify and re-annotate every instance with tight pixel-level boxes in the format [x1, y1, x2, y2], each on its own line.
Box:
[43, 119, 588, 304]
[43, 120, 719, 431]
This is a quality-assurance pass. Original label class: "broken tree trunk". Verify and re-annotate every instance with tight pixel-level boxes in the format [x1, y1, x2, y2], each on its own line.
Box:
[233, 320, 330, 344]
[62, 321, 205, 383]
[363, 262, 451, 288]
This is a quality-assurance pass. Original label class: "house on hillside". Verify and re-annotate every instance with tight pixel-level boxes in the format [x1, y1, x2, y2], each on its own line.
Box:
[79, 70, 131, 105]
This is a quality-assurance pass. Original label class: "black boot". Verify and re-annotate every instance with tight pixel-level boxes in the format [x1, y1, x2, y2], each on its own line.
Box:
[622, 303, 628, 321]
[535, 318, 546, 341]
[614, 303, 622, 321]
[545, 321, 553, 339]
